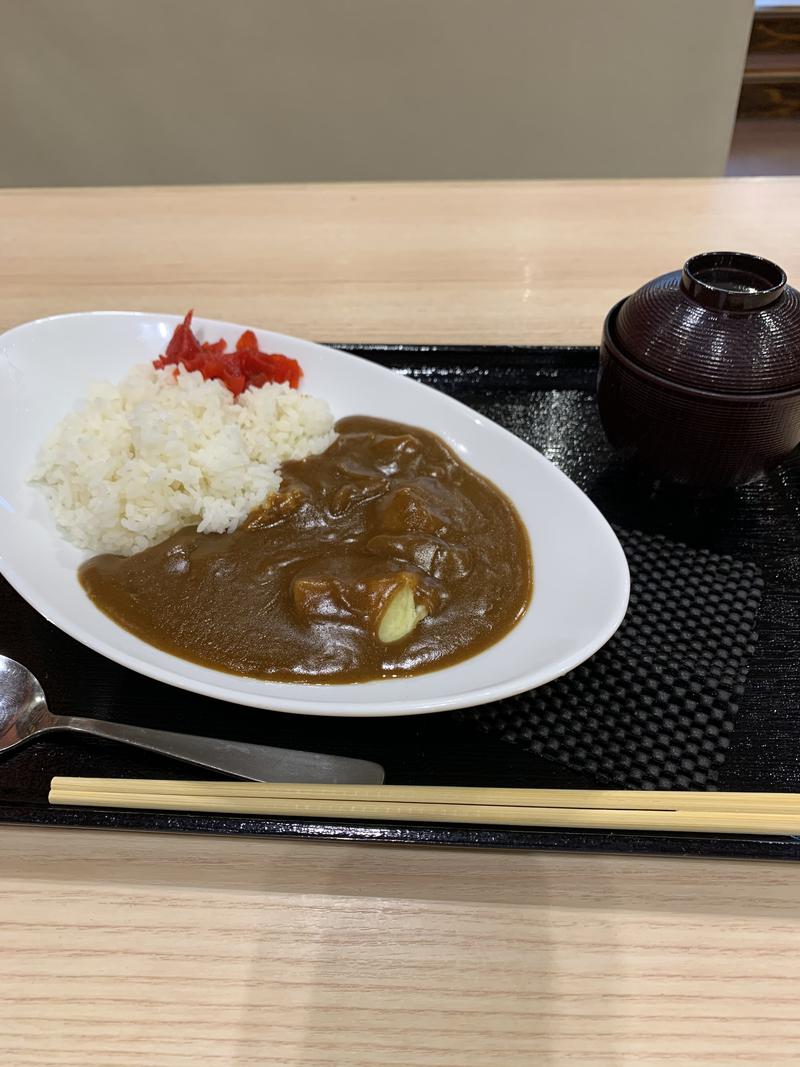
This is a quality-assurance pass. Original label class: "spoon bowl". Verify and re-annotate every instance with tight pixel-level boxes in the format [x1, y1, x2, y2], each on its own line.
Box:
[0, 656, 54, 754]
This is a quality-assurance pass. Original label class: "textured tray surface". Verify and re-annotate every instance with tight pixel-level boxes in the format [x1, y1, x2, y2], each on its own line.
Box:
[468, 526, 763, 791]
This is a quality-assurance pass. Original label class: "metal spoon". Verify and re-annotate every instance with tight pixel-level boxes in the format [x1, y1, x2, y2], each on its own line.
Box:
[0, 656, 384, 784]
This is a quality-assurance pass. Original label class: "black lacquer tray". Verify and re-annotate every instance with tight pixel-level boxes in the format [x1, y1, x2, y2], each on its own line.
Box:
[2, 344, 800, 860]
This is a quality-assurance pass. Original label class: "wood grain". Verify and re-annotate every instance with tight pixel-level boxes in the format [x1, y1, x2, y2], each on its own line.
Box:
[2, 178, 800, 345]
[3, 178, 800, 1065]
[4, 826, 800, 1066]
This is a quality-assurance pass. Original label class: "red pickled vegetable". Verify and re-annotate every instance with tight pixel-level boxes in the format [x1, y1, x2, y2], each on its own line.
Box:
[153, 311, 302, 396]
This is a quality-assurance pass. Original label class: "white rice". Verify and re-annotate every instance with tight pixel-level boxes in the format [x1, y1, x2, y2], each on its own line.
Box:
[31, 364, 335, 555]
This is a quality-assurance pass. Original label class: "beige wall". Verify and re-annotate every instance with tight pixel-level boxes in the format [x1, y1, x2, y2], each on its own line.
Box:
[0, 0, 753, 186]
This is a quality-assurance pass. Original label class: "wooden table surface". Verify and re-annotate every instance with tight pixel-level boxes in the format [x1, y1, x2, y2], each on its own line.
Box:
[3, 177, 800, 345]
[3, 178, 800, 1066]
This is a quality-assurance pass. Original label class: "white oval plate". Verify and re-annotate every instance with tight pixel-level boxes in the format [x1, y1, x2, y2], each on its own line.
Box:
[0, 312, 629, 717]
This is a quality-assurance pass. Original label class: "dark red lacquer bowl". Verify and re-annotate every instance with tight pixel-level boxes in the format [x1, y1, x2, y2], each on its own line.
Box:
[597, 251, 800, 487]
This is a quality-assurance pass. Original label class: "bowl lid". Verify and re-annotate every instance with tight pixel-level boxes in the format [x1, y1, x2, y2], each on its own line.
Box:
[614, 252, 800, 395]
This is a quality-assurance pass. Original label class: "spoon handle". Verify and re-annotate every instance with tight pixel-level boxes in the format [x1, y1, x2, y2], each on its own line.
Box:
[54, 716, 384, 785]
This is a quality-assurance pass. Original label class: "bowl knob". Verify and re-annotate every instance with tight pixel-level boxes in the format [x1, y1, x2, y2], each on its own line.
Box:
[680, 251, 786, 312]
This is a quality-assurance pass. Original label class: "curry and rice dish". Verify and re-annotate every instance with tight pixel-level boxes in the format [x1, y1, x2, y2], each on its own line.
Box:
[32, 314, 532, 684]
[80, 415, 531, 682]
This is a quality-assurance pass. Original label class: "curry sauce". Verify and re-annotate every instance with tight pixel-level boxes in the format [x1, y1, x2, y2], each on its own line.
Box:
[80, 416, 532, 683]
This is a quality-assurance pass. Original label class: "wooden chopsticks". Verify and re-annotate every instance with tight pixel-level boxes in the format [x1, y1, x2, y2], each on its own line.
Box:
[48, 777, 800, 835]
